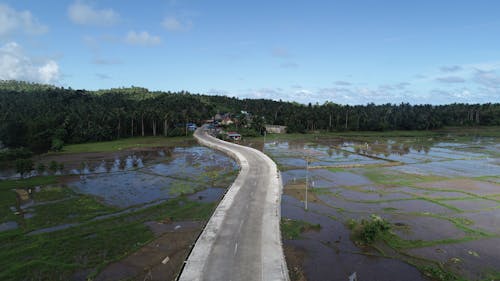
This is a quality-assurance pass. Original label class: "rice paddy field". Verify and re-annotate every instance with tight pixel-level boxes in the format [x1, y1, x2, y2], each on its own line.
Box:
[245, 130, 500, 281]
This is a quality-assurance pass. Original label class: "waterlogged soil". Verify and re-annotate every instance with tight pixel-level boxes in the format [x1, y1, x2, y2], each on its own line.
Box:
[282, 194, 428, 281]
[261, 135, 500, 281]
[0, 141, 238, 280]
[69, 146, 237, 208]
[93, 221, 202, 281]
[417, 179, 500, 195]
[407, 237, 500, 281]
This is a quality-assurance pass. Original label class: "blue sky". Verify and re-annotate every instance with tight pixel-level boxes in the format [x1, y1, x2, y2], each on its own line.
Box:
[1, 0, 500, 104]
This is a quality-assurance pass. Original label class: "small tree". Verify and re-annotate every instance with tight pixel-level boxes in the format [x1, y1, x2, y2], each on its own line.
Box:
[49, 161, 58, 174]
[36, 163, 46, 174]
[58, 162, 64, 173]
[51, 138, 64, 151]
[16, 159, 33, 178]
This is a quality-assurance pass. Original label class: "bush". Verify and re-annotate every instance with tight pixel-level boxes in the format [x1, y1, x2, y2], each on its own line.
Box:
[15, 159, 34, 178]
[49, 161, 59, 174]
[36, 163, 46, 174]
[0, 147, 33, 161]
[350, 215, 391, 244]
[51, 138, 64, 151]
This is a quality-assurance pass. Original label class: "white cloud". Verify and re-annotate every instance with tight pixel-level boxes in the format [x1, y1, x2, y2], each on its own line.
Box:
[125, 31, 161, 46]
[0, 4, 48, 36]
[271, 47, 291, 58]
[474, 70, 500, 88]
[335, 81, 351, 86]
[162, 16, 192, 31]
[440, 65, 462, 73]
[436, 76, 466, 83]
[68, 1, 119, 26]
[280, 62, 299, 68]
[96, 73, 111, 79]
[92, 57, 122, 65]
[0, 42, 59, 83]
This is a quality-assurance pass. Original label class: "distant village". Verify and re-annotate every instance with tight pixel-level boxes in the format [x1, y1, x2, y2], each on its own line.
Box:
[198, 111, 287, 142]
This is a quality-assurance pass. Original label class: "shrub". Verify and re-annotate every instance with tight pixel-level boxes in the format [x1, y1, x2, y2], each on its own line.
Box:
[15, 159, 34, 178]
[351, 214, 391, 245]
[49, 161, 59, 174]
[0, 147, 33, 161]
[51, 138, 64, 151]
[36, 163, 46, 174]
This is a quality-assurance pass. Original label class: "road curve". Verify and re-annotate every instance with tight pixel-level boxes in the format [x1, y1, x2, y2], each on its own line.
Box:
[178, 128, 289, 281]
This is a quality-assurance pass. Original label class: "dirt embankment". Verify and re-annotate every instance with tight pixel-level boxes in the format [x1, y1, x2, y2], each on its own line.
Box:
[92, 221, 202, 281]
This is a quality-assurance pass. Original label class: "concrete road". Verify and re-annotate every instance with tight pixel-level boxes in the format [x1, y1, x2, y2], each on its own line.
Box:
[178, 128, 289, 281]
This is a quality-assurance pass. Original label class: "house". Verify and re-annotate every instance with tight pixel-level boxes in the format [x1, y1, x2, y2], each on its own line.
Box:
[186, 123, 197, 131]
[221, 116, 234, 126]
[265, 124, 287, 134]
[226, 132, 241, 141]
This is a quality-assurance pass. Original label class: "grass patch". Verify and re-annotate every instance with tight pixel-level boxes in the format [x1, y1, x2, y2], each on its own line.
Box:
[25, 195, 116, 231]
[348, 214, 391, 245]
[327, 167, 346, 173]
[55, 136, 192, 154]
[0, 176, 58, 190]
[0, 176, 59, 223]
[32, 186, 74, 202]
[0, 197, 215, 281]
[363, 169, 444, 187]
[418, 265, 467, 281]
[281, 218, 321, 240]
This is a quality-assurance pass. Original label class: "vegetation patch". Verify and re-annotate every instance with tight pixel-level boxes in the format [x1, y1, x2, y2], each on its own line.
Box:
[419, 265, 466, 281]
[281, 218, 321, 240]
[0, 197, 215, 281]
[347, 214, 391, 245]
[32, 186, 74, 202]
[57, 136, 192, 154]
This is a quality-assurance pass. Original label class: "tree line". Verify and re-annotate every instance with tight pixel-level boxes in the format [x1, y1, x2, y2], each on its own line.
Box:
[1, 80, 499, 154]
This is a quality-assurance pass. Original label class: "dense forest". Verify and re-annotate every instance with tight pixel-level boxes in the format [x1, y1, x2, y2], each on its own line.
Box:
[1, 80, 500, 154]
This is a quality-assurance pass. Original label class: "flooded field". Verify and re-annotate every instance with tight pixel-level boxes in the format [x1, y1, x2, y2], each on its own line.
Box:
[256, 134, 500, 281]
[0, 138, 238, 281]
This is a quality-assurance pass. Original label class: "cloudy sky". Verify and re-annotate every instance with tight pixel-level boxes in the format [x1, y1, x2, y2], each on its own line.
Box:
[1, 0, 500, 105]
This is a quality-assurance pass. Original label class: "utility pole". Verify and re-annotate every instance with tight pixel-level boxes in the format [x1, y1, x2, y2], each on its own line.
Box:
[263, 131, 266, 151]
[305, 154, 308, 211]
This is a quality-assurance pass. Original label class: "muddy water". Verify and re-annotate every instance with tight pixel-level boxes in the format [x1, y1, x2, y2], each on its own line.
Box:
[268, 136, 500, 281]
[282, 195, 428, 281]
[69, 146, 237, 208]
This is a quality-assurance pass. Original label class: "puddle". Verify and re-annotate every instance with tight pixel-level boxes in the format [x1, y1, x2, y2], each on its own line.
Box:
[69, 146, 237, 208]
[417, 179, 500, 196]
[391, 159, 500, 178]
[271, 136, 500, 280]
[187, 188, 225, 203]
[281, 195, 428, 281]
[459, 210, 500, 235]
[407, 237, 500, 280]
[0, 221, 18, 232]
[387, 214, 467, 241]
[444, 199, 499, 211]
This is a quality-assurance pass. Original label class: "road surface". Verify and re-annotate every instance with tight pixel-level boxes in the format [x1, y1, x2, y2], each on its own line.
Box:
[178, 128, 289, 281]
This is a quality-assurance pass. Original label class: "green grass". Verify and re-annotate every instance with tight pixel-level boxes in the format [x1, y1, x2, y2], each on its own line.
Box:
[25, 195, 116, 231]
[0, 176, 58, 190]
[363, 169, 444, 187]
[55, 136, 193, 154]
[32, 186, 75, 202]
[418, 265, 467, 281]
[0, 197, 215, 281]
[281, 218, 321, 240]
[0, 176, 59, 223]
